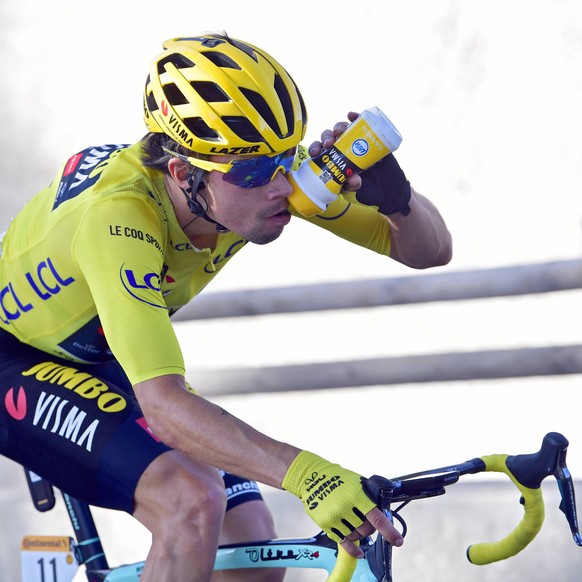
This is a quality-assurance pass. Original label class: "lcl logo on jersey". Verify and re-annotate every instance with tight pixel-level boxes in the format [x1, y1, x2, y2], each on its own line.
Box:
[120, 263, 175, 308]
[203, 239, 247, 274]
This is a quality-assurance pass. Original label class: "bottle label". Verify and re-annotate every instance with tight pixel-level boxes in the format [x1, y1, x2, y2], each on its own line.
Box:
[287, 106, 403, 217]
[309, 146, 363, 190]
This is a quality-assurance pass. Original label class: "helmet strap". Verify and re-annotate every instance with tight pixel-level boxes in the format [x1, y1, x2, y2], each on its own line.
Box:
[182, 172, 229, 233]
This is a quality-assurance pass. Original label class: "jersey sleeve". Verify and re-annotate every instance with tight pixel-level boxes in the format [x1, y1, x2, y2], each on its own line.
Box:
[72, 194, 185, 385]
[292, 145, 392, 256]
[297, 190, 392, 256]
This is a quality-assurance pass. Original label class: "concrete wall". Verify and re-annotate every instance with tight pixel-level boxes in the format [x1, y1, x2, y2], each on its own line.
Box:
[1, 1, 582, 580]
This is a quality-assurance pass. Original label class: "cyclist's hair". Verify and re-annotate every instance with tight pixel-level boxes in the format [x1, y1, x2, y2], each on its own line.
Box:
[140, 132, 199, 177]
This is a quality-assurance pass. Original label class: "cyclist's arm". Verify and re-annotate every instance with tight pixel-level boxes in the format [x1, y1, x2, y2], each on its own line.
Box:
[134, 373, 299, 487]
[134, 374, 404, 557]
[302, 120, 452, 269]
[298, 188, 451, 269]
[384, 186, 452, 269]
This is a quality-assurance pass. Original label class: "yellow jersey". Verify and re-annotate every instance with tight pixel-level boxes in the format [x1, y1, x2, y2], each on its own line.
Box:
[0, 142, 391, 385]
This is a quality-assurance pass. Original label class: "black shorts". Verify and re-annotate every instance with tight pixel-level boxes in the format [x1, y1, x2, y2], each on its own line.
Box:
[0, 329, 262, 513]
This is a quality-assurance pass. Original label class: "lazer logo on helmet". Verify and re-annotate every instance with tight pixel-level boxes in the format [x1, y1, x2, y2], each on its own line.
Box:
[209, 146, 261, 155]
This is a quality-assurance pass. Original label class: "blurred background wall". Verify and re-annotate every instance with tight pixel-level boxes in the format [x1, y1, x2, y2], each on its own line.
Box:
[1, 1, 581, 580]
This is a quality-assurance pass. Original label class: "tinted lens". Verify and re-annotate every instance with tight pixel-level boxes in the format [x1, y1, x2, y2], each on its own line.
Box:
[222, 151, 295, 189]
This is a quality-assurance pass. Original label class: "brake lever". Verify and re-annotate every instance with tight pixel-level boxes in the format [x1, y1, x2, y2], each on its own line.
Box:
[553, 445, 582, 546]
[360, 476, 396, 581]
[362, 475, 395, 509]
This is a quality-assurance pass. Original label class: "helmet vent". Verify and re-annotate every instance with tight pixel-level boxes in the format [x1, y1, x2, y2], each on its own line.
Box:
[228, 39, 258, 63]
[164, 83, 189, 106]
[273, 74, 294, 138]
[201, 51, 241, 70]
[146, 92, 159, 113]
[157, 54, 196, 75]
[183, 117, 220, 140]
[191, 81, 230, 103]
[297, 91, 308, 128]
[239, 88, 282, 138]
[223, 116, 264, 143]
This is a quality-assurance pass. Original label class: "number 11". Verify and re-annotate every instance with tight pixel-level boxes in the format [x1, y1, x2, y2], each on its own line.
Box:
[37, 557, 58, 582]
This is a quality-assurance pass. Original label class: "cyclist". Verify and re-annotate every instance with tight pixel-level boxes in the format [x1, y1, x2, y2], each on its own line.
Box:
[0, 33, 452, 582]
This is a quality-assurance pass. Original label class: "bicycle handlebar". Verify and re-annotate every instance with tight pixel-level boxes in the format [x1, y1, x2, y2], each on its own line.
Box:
[467, 431, 582, 564]
[327, 542, 359, 582]
[26, 433, 577, 582]
[327, 432, 581, 580]
[465, 453, 545, 564]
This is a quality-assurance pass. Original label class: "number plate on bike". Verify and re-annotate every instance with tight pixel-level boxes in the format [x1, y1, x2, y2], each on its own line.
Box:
[21, 535, 79, 582]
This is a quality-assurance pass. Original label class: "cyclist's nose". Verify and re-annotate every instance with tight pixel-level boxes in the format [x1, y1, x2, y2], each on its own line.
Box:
[266, 170, 294, 200]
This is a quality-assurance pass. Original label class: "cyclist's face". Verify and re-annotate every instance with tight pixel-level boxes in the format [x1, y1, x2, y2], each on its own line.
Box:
[203, 154, 295, 245]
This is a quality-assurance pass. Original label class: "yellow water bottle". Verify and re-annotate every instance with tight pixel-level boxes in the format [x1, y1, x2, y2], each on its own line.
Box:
[287, 106, 403, 217]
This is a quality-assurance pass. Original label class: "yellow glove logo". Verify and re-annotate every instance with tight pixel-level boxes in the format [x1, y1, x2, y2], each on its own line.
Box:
[305, 473, 344, 510]
[283, 451, 376, 543]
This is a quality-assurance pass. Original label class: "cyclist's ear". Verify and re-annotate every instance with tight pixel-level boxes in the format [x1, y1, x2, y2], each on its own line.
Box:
[168, 157, 191, 184]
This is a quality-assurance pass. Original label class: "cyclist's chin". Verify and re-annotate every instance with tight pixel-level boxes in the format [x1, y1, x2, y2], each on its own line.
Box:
[245, 224, 287, 245]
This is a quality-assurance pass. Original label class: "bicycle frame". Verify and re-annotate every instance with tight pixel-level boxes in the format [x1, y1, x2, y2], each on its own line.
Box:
[79, 534, 378, 581]
[21, 490, 377, 581]
[20, 432, 582, 582]
[21, 487, 378, 581]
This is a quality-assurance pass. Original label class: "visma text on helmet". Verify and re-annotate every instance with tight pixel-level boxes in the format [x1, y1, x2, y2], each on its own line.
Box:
[165, 114, 194, 147]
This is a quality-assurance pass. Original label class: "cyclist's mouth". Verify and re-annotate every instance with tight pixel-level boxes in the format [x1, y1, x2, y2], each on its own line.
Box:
[267, 208, 291, 225]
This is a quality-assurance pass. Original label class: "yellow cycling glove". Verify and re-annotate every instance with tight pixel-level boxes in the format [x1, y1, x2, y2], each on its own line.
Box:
[282, 450, 376, 543]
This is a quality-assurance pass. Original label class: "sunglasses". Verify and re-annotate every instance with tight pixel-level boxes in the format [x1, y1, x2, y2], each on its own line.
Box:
[163, 147, 297, 189]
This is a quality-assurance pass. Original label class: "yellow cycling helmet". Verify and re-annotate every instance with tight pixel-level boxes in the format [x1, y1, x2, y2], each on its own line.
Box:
[144, 34, 307, 155]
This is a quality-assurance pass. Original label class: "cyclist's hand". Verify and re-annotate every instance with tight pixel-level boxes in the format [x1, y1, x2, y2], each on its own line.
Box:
[341, 505, 403, 557]
[308, 111, 362, 192]
[309, 111, 411, 216]
[282, 450, 404, 557]
[354, 153, 412, 216]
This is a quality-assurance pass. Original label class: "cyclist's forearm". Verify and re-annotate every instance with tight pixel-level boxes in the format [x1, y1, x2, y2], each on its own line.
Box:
[134, 374, 300, 488]
[387, 187, 452, 269]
